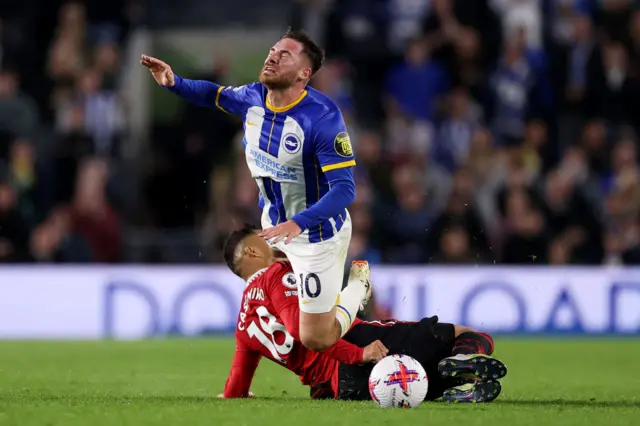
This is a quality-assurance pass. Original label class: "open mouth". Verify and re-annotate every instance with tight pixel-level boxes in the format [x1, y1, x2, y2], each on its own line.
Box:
[262, 66, 276, 74]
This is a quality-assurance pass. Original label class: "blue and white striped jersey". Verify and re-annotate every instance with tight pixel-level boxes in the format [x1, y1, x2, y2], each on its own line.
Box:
[212, 82, 356, 243]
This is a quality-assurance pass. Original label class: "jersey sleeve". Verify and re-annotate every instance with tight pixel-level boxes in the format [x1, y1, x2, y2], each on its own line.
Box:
[166, 75, 256, 115]
[321, 339, 364, 365]
[312, 110, 356, 173]
[222, 339, 262, 398]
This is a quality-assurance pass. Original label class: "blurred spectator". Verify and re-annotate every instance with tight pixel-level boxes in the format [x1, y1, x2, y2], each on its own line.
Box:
[54, 105, 95, 204]
[385, 37, 449, 159]
[7, 139, 42, 226]
[377, 164, 435, 263]
[427, 167, 491, 261]
[0, 70, 39, 152]
[323, 0, 391, 125]
[352, 130, 396, 203]
[67, 158, 122, 262]
[433, 86, 482, 172]
[0, 167, 30, 262]
[548, 0, 595, 45]
[551, 13, 595, 146]
[522, 119, 555, 175]
[29, 207, 93, 263]
[312, 60, 355, 120]
[347, 231, 382, 265]
[539, 168, 603, 263]
[489, 34, 537, 147]
[433, 225, 475, 263]
[385, 37, 449, 123]
[587, 41, 640, 128]
[77, 67, 125, 157]
[578, 119, 609, 177]
[501, 188, 547, 263]
[466, 128, 506, 235]
[423, 0, 502, 72]
[594, 0, 633, 45]
[602, 221, 640, 265]
[493, 0, 542, 49]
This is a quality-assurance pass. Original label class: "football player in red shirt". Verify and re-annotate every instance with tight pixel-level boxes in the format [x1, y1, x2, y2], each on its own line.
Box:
[219, 225, 508, 403]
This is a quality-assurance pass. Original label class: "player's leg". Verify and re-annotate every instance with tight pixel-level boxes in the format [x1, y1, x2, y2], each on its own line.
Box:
[298, 263, 371, 351]
[438, 326, 507, 381]
[437, 325, 507, 403]
[286, 218, 370, 351]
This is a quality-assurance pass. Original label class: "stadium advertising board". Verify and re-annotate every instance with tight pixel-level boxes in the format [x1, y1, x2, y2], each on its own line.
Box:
[0, 267, 638, 339]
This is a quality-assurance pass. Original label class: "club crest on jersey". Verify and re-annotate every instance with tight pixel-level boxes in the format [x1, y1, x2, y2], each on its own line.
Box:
[282, 272, 298, 289]
[334, 132, 353, 157]
[282, 133, 302, 154]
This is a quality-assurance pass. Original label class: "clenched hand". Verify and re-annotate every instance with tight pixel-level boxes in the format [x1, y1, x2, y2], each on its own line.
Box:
[362, 340, 389, 363]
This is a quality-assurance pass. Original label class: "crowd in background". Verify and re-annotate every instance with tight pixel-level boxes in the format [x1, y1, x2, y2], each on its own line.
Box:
[0, 0, 134, 262]
[3, 0, 640, 266]
[285, 0, 640, 266]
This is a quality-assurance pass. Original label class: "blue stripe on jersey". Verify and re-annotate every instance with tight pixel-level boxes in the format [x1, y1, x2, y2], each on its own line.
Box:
[262, 177, 286, 225]
[315, 165, 335, 239]
[302, 141, 334, 242]
[259, 110, 284, 158]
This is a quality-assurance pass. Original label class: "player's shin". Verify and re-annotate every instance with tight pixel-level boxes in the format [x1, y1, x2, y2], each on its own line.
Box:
[334, 283, 363, 337]
[334, 261, 371, 337]
[452, 332, 494, 355]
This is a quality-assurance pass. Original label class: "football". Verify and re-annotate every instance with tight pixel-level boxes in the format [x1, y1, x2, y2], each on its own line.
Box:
[368, 354, 429, 408]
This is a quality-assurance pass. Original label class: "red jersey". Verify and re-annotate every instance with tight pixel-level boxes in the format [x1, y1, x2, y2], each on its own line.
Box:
[223, 261, 364, 398]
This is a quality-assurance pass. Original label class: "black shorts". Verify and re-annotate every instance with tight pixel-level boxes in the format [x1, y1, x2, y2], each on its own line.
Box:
[337, 316, 455, 401]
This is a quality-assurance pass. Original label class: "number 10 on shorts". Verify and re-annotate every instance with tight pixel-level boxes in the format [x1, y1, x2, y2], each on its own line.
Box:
[299, 273, 321, 299]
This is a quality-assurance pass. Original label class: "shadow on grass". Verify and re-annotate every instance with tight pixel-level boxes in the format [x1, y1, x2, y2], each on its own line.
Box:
[5, 394, 640, 409]
[494, 399, 640, 409]
[2, 394, 308, 404]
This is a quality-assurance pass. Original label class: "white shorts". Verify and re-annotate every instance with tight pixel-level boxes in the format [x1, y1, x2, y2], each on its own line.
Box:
[271, 214, 352, 314]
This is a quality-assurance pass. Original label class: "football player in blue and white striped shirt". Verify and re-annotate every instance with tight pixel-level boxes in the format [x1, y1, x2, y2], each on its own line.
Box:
[141, 29, 371, 352]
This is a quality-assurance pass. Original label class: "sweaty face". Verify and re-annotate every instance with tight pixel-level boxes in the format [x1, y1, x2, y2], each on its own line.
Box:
[259, 38, 310, 90]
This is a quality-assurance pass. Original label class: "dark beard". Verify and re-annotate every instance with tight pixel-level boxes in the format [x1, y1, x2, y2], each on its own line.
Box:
[259, 72, 296, 90]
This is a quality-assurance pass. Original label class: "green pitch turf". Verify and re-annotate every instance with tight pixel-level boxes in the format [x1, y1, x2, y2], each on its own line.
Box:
[0, 339, 638, 426]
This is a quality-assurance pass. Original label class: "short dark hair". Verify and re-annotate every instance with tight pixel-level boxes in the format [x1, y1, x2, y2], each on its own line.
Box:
[223, 224, 259, 277]
[282, 28, 325, 77]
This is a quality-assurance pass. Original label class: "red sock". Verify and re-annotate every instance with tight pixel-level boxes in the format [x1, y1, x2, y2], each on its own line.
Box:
[452, 332, 494, 355]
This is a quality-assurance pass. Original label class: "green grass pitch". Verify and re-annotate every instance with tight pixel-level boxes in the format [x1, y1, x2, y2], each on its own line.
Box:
[0, 338, 639, 426]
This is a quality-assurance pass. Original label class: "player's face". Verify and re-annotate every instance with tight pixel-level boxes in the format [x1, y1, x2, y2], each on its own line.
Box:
[259, 38, 311, 90]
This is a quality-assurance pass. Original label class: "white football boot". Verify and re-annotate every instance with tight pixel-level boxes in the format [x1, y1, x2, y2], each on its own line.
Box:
[349, 260, 373, 311]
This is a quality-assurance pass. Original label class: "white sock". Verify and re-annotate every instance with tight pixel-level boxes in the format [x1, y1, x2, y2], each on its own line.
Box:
[335, 279, 366, 337]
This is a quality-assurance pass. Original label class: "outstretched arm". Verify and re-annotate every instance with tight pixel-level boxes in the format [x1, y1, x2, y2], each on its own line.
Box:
[140, 54, 251, 114]
[221, 341, 262, 398]
[166, 75, 223, 108]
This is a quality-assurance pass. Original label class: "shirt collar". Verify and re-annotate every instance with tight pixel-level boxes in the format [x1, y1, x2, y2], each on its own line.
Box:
[246, 268, 268, 287]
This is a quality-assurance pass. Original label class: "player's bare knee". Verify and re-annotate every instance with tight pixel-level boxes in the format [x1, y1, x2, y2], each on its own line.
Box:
[299, 311, 339, 351]
[299, 330, 332, 352]
[453, 325, 477, 337]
